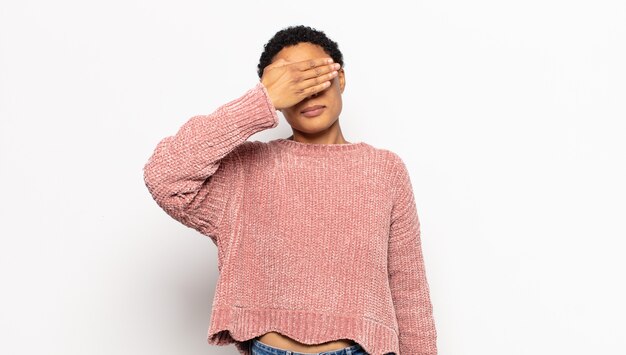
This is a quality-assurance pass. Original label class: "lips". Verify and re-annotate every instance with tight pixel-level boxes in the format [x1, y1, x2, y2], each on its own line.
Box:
[301, 105, 325, 113]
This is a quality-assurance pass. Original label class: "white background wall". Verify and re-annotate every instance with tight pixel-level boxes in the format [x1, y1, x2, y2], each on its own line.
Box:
[1, 1, 624, 354]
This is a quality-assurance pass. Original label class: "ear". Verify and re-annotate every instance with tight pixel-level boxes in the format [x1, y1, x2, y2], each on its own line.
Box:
[339, 68, 346, 93]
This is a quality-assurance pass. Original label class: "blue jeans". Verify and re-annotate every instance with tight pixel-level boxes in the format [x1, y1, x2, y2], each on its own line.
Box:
[250, 338, 395, 355]
[252, 339, 369, 355]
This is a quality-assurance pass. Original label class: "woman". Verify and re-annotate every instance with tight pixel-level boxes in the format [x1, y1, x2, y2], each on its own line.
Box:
[143, 25, 437, 355]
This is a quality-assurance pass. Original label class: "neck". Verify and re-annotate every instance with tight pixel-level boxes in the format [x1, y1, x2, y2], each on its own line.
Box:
[288, 124, 349, 145]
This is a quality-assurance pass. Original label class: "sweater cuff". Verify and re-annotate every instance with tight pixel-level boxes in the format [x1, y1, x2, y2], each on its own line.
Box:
[220, 81, 279, 137]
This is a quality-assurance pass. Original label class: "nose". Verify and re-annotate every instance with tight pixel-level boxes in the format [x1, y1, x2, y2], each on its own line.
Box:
[306, 90, 321, 100]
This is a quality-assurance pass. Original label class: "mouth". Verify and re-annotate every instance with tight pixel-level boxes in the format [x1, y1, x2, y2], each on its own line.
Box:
[301, 105, 326, 118]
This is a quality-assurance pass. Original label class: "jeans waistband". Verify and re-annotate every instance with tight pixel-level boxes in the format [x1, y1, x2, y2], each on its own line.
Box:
[251, 338, 363, 355]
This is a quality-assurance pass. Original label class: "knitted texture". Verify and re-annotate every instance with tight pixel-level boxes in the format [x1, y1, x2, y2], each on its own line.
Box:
[142, 82, 438, 355]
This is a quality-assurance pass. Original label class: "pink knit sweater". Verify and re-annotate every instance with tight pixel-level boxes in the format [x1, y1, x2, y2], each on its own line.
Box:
[142, 82, 438, 355]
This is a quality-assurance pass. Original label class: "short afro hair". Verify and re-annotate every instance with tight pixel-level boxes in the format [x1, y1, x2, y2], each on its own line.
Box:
[257, 25, 344, 79]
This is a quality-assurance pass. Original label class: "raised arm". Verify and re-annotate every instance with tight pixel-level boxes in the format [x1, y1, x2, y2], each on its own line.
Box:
[143, 56, 341, 244]
[142, 82, 279, 244]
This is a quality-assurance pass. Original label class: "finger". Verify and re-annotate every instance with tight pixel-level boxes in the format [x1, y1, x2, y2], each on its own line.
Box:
[298, 80, 332, 98]
[299, 62, 341, 81]
[263, 59, 289, 75]
[298, 70, 338, 90]
[272, 58, 290, 67]
[293, 57, 334, 72]
[264, 59, 288, 72]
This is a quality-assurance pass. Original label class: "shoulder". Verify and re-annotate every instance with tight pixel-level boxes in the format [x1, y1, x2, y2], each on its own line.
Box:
[369, 146, 414, 201]
[225, 140, 271, 162]
[366, 144, 408, 175]
[358, 144, 412, 199]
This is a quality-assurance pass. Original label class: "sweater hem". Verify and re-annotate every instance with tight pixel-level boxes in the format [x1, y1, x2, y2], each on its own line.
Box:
[207, 305, 400, 355]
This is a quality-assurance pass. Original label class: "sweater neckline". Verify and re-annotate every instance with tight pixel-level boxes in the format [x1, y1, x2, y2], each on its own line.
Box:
[272, 138, 369, 156]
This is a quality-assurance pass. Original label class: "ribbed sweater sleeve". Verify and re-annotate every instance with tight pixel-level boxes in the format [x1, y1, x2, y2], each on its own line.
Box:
[388, 156, 438, 355]
[142, 82, 279, 244]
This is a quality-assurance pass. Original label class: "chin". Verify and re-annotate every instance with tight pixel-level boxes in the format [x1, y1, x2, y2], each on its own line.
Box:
[295, 119, 337, 133]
